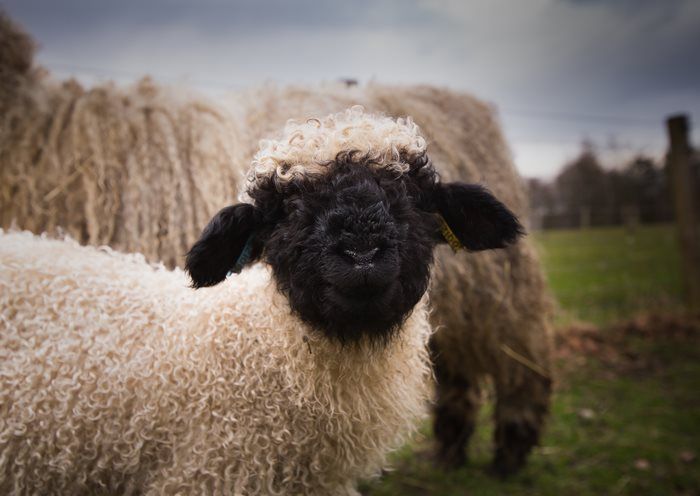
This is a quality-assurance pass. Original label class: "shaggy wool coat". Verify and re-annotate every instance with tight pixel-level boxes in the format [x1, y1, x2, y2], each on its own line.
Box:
[0, 231, 432, 495]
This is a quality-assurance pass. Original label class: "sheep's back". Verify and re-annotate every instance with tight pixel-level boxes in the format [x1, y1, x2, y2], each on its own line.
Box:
[0, 231, 211, 492]
[0, 231, 432, 495]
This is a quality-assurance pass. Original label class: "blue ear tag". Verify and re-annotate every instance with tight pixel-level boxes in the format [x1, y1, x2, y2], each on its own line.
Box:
[227, 235, 255, 278]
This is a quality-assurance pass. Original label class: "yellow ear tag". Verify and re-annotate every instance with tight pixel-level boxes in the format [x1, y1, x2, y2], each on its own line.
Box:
[438, 214, 463, 253]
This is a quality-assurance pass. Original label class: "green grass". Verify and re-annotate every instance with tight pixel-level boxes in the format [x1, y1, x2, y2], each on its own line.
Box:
[364, 342, 700, 495]
[534, 224, 684, 325]
[362, 224, 698, 496]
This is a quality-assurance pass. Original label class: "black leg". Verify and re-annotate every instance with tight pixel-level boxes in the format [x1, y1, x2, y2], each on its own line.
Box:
[430, 339, 480, 470]
[491, 372, 551, 477]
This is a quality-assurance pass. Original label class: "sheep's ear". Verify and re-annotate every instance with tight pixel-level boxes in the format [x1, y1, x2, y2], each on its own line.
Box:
[185, 204, 263, 288]
[434, 182, 523, 251]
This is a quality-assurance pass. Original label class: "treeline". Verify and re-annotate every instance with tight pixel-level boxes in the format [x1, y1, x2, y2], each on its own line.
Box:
[527, 144, 688, 230]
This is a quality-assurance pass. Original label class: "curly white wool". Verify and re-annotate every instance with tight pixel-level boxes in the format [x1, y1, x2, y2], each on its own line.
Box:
[249, 106, 427, 190]
[0, 230, 432, 495]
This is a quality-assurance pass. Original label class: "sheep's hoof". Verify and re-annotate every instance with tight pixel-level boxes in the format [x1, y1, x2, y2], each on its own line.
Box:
[433, 444, 468, 471]
[489, 451, 525, 478]
[490, 420, 538, 478]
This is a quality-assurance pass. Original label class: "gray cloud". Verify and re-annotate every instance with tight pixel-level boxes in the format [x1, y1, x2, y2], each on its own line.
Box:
[4, 0, 435, 34]
[2, 0, 698, 177]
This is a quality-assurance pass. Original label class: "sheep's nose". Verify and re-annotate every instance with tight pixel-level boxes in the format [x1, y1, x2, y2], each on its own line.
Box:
[343, 247, 379, 265]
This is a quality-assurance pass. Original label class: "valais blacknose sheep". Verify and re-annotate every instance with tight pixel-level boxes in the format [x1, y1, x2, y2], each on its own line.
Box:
[0, 109, 523, 494]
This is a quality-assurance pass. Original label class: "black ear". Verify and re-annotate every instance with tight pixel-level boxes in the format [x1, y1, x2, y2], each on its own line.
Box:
[435, 182, 523, 251]
[185, 204, 263, 288]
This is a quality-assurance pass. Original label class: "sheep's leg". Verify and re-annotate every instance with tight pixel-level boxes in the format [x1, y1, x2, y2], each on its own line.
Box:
[492, 366, 551, 477]
[431, 342, 480, 469]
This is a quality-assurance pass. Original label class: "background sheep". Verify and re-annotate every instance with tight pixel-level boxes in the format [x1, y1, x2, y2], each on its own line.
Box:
[0, 107, 524, 493]
[0, 14, 552, 476]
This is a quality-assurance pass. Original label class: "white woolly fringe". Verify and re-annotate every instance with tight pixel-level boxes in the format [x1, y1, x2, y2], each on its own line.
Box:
[249, 106, 427, 192]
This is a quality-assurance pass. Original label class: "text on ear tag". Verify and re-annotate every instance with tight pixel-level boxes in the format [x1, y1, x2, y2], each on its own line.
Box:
[438, 214, 463, 253]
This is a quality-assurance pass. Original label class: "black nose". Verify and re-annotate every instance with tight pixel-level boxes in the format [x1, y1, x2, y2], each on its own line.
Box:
[343, 247, 379, 265]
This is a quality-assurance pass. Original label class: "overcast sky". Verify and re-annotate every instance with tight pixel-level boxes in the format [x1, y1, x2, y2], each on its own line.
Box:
[4, 0, 699, 178]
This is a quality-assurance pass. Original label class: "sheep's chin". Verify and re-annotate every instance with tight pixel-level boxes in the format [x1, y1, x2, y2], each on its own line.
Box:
[325, 281, 396, 309]
[331, 281, 392, 299]
[306, 283, 405, 341]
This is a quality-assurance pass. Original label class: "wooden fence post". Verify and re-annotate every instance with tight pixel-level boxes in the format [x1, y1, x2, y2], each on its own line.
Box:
[666, 114, 700, 311]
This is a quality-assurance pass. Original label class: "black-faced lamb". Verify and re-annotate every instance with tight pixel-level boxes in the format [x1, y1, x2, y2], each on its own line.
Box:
[0, 108, 523, 494]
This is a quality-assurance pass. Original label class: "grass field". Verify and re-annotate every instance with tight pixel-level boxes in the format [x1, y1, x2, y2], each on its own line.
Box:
[362, 224, 699, 496]
[535, 224, 684, 325]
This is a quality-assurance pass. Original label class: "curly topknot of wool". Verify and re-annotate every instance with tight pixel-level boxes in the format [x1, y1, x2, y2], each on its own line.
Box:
[249, 106, 428, 191]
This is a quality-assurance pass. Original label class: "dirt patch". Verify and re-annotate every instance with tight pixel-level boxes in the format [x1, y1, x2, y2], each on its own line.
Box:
[554, 312, 700, 375]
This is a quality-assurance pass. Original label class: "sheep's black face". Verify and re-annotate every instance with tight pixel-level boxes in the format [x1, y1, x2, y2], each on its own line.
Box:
[261, 161, 437, 344]
[186, 150, 524, 346]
